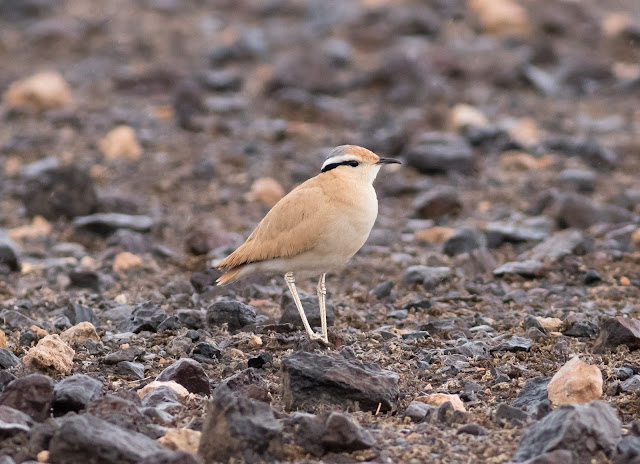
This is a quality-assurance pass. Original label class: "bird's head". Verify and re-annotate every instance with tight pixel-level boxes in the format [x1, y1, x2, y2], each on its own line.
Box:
[320, 145, 401, 184]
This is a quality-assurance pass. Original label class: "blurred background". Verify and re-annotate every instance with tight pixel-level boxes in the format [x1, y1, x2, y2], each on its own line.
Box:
[0, 0, 639, 297]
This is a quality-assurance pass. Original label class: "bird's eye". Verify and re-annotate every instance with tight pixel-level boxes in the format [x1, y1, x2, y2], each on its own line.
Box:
[346, 160, 359, 167]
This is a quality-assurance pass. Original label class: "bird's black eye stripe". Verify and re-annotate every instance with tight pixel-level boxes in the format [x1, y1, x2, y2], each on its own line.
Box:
[321, 160, 359, 172]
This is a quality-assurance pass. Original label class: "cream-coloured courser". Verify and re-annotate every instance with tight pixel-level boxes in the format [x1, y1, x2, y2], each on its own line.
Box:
[215, 145, 400, 344]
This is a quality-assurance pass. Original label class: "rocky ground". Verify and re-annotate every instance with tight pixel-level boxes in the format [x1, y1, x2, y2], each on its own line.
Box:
[0, 0, 640, 463]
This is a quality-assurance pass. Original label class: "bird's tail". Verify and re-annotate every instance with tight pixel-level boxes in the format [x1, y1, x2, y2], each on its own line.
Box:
[215, 266, 245, 285]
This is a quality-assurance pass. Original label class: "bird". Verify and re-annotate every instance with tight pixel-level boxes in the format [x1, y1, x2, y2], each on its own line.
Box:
[215, 145, 401, 344]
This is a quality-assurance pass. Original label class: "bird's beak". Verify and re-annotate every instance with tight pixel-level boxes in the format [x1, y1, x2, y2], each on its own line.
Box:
[376, 157, 402, 165]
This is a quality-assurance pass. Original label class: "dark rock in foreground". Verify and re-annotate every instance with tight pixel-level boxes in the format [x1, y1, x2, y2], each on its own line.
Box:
[0, 374, 54, 422]
[198, 385, 282, 464]
[73, 213, 154, 235]
[48, 413, 164, 464]
[52, 374, 103, 414]
[512, 401, 621, 462]
[281, 351, 399, 412]
[279, 292, 335, 330]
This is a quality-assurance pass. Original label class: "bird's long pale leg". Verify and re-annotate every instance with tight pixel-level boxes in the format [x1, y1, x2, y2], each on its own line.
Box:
[284, 272, 318, 341]
[317, 273, 328, 343]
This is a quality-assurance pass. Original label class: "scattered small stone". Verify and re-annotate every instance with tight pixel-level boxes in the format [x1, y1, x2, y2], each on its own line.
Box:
[246, 177, 286, 206]
[593, 317, 640, 353]
[73, 213, 154, 235]
[68, 270, 100, 291]
[512, 401, 621, 462]
[413, 186, 462, 219]
[0, 374, 54, 421]
[547, 357, 603, 407]
[519, 230, 587, 262]
[120, 301, 167, 333]
[206, 300, 257, 332]
[0, 405, 34, 435]
[158, 315, 182, 332]
[405, 401, 436, 423]
[248, 352, 273, 369]
[491, 336, 532, 353]
[60, 321, 100, 347]
[416, 393, 466, 412]
[3, 71, 72, 111]
[404, 132, 474, 174]
[414, 226, 456, 243]
[0, 230, 20, 272]
[198, 386, 282, 463]
[449, 104, 489, 132]
[156, 358, 210, 395]
[536, 317, 563, 332]
[116, 361, 145, 380]
[369, 281, 394, 299]
[281, 351, 399, 412]
[564, 320, 599, 338]
[112, 251, 143, 273]
[0, 349, 20, 369]
[468, 0, 531, 37]
[103, 346, 144, 364]
[458, 423, 489, 436]
[493, 260, 544, 278]
[48, 413, 165, 463]
[0, 330, 6, 349]
[443, 228, 486, 256]
[99, 125, 143, 161]
[138, 381, 190, 401]
[218, 368, 270, 403]
[52, 374, 102, 414]
[558, 169, 597, 193]
[158, 428, 201, 455]
[495, 403, 528, 425]
[191, 342, 221, 365]
[319, 412, 374, 452]
[620, 375, 640, 393]
[23, 335, 74, 374]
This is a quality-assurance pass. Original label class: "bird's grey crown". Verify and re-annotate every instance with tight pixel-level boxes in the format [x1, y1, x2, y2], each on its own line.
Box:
[324, 145, 350, 160]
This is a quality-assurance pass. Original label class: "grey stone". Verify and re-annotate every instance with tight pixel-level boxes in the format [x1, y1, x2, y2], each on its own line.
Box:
[49, 413, 164, 463]
[281, 351, 399, 412]
[0, 374, 54, 421]
[73, 213, 154, 235]
[512, 401, 621, 462]
[558, 169, 596, 193]
[620, 375, 640, 393]
[119, 301, 167, 333]
[53, 374, 103, 414]
[198, 385, 282, 464]
[369, 281, 394, 299]
[413, 186, 462, 219]
[564, 320, 599, 338]
[156, 358, 210, 395]
[0, 348, 20, 369]
[443, 228, 486, 256]
[405, 132, 474, 174]
[405, 401, 436, 422]
[103, 347, 145, 364]
[402, 265, 451, 286]
[115, 361, 145, 380]
[495, 403, 528, 425]
[0, 405, 34, 435]
[493, 260, 544, 278]
[206, 300, 257, 332]
[491, 336, 533, 353]
[593, 317, 640, 353]
[0, 230, 20, 272]
[520, 230, 587, 262]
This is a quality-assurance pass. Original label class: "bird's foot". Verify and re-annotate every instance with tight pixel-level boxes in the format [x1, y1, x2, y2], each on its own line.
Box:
[308, 332, 330, 346]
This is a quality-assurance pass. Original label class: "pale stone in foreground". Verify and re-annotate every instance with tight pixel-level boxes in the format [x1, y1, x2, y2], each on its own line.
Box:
[60, 322, 101, 347]
[138, 381, 190, 400]
[547, 357, 603, 407]
[23, 335, 74, 374]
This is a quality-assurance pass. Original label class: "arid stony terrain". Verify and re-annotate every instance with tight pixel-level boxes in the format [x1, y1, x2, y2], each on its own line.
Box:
[0, 0, 640, 463]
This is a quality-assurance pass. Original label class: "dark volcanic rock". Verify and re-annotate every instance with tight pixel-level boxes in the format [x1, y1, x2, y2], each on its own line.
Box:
[512, 401, 621, 462]
[289, 411, 374, 456]
[206, 300, 257, 332]
[0, 348, 20, 369]
[0, 230, 20, 272]
[545, 193, 635, 229]
[443, 228, 486, 256]
[103, 347, 145, 364]
[0, 405, 34, 435]
[191, 342, 221, 364]
[519, 230, 587, 262]
[493, 260, 544, 278]
[281, 351, 399, 412]
[48, 413, 164, 464]
[52, 374, 102, 414]
[564, 320, 599, 338]
[218, 368, 270, 403]
[593, 317, 640, 353]
[68, 270, 100, 291]
[73, 213, 154, 235]
[119, 301, 167, 333]
[280, 293, 335, 330]
[198, 385, 282, 464]
[22, 166, 97, 220]
[64, 303, 98, 326]
[115, 361, 145, 380]
[0, 374, 54, 422]
[405, 401, 437, 423]
[491, 336, 533, 353]
[495, 403, 528, 425]
[85, 395, 154, 436]
[402, 265, 451, 287]
[404, 132, 474, 174]
[156, 358, 210, 395]
[413, 186, 462, 219]
[139, 450, 202, 464]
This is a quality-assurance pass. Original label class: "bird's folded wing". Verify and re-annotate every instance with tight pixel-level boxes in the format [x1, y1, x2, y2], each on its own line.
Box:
[216, 183, 330, 269]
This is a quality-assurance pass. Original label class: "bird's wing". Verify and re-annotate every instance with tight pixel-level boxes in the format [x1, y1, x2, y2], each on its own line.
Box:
[216, 180, 330, 269]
